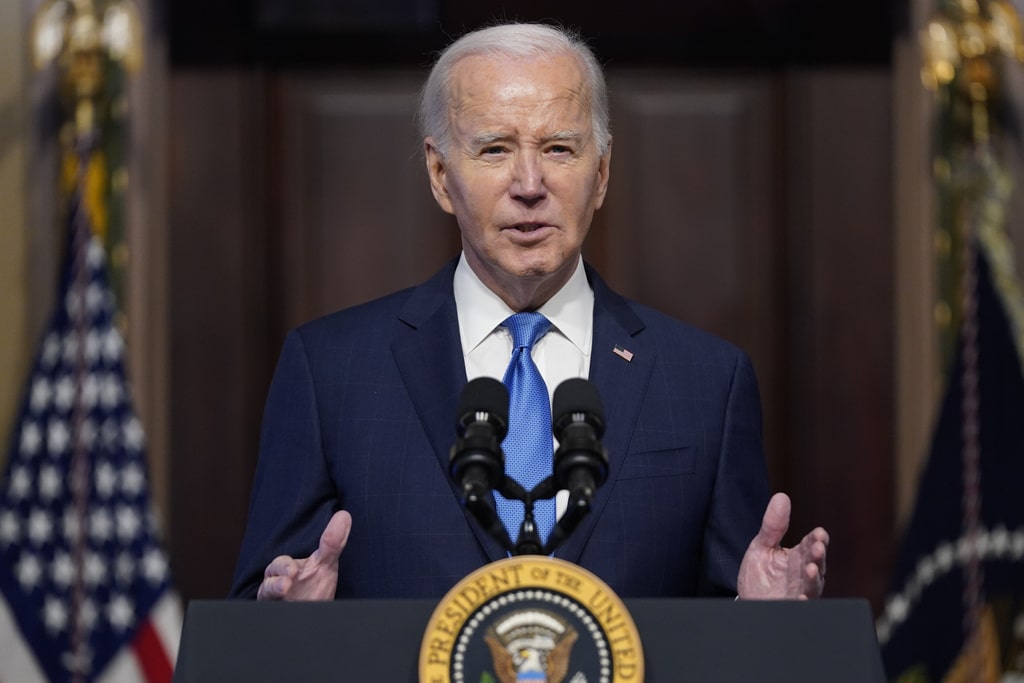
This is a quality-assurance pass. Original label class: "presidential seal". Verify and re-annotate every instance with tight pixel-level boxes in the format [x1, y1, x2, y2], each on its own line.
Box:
[419, 556, 643, 683]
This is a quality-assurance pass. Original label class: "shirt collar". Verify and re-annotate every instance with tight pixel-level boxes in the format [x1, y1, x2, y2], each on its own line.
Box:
[453, 253, 593, 355]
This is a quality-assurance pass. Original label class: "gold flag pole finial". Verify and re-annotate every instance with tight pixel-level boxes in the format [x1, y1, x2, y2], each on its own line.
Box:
[30, 0, 144, 140]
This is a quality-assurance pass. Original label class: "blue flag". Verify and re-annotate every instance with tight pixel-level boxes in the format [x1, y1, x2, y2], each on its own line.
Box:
[877, 247, 1024, 680]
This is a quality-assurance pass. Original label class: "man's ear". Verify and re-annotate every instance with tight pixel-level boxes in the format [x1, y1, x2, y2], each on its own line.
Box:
[424, 138, 455, 215]
[593, 138, 612, 211]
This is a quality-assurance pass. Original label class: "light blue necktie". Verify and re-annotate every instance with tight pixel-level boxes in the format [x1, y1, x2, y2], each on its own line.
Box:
[495, 312, 555, 545]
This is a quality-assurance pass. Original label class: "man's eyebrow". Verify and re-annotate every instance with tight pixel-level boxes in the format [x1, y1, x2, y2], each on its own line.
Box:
[547, 130, 583, 142]
[470, 132, 508, 147]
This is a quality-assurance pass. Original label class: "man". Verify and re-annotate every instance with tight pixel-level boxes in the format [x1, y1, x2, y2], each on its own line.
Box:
[229, 22, 828, 602]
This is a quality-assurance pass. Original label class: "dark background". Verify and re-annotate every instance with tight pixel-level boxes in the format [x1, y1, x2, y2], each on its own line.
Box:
[169, 0, 905, 67]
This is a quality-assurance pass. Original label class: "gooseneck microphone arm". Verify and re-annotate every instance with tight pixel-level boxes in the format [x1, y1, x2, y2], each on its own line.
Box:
[449, 377, 610, 557]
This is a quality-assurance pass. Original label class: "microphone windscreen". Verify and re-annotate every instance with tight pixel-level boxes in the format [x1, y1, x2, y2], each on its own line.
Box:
[552, 378, 605, 439]
[456, 377, 509, 437]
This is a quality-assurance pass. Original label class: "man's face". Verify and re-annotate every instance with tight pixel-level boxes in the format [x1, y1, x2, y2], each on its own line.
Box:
[425, 52, 611, 310]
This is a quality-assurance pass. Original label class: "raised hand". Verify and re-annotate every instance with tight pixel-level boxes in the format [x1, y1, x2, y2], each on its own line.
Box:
[736, 493, 828, 600]
[256, 510, 352, 601]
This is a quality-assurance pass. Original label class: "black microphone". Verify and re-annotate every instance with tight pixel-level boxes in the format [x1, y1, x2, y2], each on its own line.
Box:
[450, 377, 509, 503]
[552, 378, 609, 505]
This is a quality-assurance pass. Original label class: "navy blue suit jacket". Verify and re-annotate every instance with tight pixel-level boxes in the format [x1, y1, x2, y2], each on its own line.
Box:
[229, 260, 770, 599]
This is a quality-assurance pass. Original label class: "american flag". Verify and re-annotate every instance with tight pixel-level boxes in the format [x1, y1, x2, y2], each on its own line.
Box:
[0, 197, 181, 682]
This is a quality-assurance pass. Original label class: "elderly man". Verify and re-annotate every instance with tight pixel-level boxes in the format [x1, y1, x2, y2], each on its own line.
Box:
[229, 22, 828, 602]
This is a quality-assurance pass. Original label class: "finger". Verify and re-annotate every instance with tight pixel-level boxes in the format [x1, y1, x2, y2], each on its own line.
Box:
[800, 528, 828, 575]
[802, 560, 824, 599]
[264, 555, 299, 580]
[314, 510, 353, 567]
[753, 492, 791, 549]
[257, 574, 293, 600]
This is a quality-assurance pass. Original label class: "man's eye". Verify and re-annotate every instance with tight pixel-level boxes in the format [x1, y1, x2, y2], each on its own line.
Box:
[481, 146, 506, 155]
[548, 145, 572, 154]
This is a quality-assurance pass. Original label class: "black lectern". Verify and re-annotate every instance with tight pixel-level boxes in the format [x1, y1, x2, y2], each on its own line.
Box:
[173, 598, 885, 682]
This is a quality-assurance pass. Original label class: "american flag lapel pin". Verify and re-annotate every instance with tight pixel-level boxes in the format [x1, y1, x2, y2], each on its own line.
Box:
[613, 345, 634, 362]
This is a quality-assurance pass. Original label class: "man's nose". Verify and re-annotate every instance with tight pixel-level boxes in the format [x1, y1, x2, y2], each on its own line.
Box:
[509, 153, 546, 204]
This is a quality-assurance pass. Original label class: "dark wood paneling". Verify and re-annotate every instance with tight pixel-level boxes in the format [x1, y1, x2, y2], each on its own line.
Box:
[274, 72, 461, 334]
[168, 72, 272, 599]
[590, 72, 789, 485]
[785, 70, 895, 609]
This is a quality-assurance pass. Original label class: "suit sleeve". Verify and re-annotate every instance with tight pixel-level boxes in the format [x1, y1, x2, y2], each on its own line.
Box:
[227, 330, 339, 599]
[698, 350, 771, 596]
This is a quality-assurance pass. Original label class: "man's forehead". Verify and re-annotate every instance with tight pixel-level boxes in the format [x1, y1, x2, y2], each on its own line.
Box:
[448, 53, 589, 106]
[446, 55, 593, 136]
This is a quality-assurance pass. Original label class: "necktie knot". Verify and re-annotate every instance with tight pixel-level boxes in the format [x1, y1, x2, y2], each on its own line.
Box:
[504, 312, 551, 351]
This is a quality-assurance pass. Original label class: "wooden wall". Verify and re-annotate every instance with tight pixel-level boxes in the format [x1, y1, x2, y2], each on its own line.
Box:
[167, 66, 895, 608]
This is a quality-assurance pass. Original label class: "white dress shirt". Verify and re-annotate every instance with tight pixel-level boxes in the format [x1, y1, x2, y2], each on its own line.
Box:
[453, 252, 595, 519]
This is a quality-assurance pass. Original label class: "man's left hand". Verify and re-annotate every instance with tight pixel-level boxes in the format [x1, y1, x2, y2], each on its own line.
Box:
[736, 492, 829, 600]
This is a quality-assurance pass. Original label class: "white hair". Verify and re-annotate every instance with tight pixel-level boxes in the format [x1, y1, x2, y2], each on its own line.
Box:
[416, 22, 611, 160]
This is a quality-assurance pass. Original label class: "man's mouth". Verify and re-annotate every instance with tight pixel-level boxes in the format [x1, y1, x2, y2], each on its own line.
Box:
[507, 222, 548, 233]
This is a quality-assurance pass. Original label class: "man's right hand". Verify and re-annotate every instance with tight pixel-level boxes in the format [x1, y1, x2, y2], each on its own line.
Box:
[256, 510, 352, 601]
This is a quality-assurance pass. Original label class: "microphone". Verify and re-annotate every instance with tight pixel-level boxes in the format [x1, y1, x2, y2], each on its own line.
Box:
[552, 378, 609, 506]
[450, 377, 509, 504]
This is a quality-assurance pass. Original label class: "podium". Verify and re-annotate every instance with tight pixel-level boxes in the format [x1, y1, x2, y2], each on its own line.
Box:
[173, 598, 885, 681]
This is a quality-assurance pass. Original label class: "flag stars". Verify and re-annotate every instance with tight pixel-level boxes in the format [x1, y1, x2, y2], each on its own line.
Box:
[41, 333, 61, 369]
[9, 466, 32, 500]
[123, 417, 145, 452]
[95, 461, 118, 498]
[39, 464, 63, 501]
[121, 463, 145, 497]
[27, 508, 54, 546]
[20, 422, 42, 457]
[84, 550, 108, 587]
[89, 507, 114, 542]
[99, 375, 123, 410]
[142, 548, 169, 584]
[108, 594, 135, 631]
[85, 282, 105, 316]
[54, 375, 76, 413]
[102, 328, 124, 363]
[85, 330, 102, 364]
[16, 553, 43, 589]
[43, 595, 69, 634]
[30, 378, 52, 413]
[0, 509, 20, 546]
[51, 550, 75, 588]
[116, 505, 141, 542]
[47, 419, 71, 456]
[61, 643, 94, 677]
[61, 333, 80, 365]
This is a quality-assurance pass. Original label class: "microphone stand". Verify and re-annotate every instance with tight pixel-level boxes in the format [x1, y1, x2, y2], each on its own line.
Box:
[472, 476, 593, 556]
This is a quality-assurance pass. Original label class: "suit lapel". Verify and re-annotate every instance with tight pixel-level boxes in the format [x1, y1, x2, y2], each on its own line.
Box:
[390, 260, 653, 565]
[554, 266, 653, 564]
[391, 260, 508, 562]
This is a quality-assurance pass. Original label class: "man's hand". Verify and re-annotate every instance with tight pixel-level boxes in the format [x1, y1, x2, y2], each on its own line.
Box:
[256, 510, 352, 601]
[736, 493, 828, 600]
